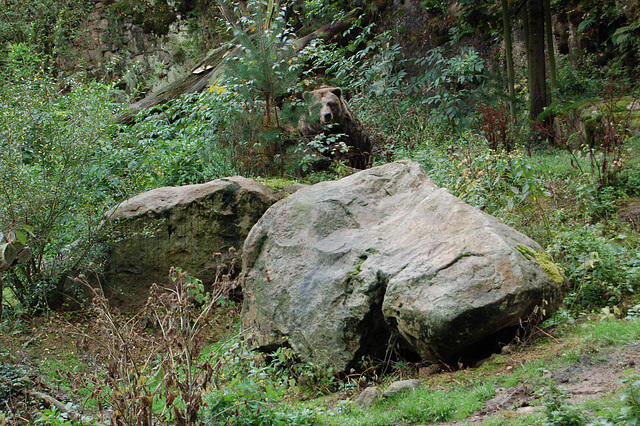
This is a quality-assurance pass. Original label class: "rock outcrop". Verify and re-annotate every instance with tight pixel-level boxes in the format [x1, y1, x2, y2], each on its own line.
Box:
[104, 176, 282, 310]
[241, 161, 564, 372]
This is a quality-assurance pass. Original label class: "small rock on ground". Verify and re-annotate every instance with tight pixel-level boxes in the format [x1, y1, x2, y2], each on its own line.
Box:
[354, 386, 382, 409]
[383, 379, 421, 398]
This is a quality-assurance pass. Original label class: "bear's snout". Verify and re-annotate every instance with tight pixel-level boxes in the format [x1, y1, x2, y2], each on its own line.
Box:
[322, 112, 333, 123]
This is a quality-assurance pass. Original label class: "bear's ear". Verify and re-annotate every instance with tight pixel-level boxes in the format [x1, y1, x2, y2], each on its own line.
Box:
[331, 87, 343, 98]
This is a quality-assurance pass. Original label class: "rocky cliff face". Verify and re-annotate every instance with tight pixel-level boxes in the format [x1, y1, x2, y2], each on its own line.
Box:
[58, 1, 203, 93]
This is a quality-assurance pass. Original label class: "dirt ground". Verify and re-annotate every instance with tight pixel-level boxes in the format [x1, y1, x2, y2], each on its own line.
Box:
[442, 342, 640, 424]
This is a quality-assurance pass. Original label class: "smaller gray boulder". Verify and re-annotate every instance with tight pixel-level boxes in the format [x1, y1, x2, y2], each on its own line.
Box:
[104, 176, 282, 310]
[383, 379, 421, 398]
[354, 386, 382, 409]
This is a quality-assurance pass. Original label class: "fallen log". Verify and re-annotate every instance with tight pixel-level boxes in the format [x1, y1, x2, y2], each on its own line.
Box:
[114, 16, 354, 124]
[114, 46, 231, 124]
[28, 390, 106, 426]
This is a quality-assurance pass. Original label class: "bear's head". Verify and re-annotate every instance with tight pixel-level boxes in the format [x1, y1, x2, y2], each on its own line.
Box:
[303, 87, 344, 126]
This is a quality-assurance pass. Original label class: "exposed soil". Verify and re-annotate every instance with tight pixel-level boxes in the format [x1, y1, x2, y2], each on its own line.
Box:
[619, 198, 640, 231]
[441, 343, 640, 425]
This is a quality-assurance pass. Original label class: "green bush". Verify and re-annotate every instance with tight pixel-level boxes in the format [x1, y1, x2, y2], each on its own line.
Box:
[205, 346, 327, 425]
[620, 376, 640, 424]
[549, 225, 639, 312]
[207, 386, 318, 426]
[304, 21, 395, 95]
[0, 362, 29, 404]
[539, 383, 586, 426]
[0, 0, 92, 64]
[0, 43, 134, 312]
[119, 89, 241, 186]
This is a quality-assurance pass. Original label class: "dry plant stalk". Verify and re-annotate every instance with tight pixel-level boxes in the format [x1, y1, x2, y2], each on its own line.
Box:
[536, 79, 635, 187]
[80, 250, 238, 425]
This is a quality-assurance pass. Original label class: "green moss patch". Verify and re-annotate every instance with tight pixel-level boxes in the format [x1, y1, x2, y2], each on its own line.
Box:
[252, 177, 297, 192]
[516, 245, 565, 285]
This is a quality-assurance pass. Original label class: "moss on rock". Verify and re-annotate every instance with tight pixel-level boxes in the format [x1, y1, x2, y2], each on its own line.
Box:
[516, 244, 565, 285]
[252, 177, 296, 192]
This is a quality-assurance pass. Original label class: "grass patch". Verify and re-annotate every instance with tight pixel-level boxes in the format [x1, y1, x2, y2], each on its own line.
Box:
[251, 177, 299, 191]
[529, 149, 589, 180]
[578, 315, 640, 346]
[322, 317, 640, 425]
[322, 382, 495, 425]
[482, 412, 543, 425]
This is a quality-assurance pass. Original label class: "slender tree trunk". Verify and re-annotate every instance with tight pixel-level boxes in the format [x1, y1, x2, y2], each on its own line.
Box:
[544, 0, 557, 100]
[522, 5, 531, 89]
[528, 0, 547, 122]
[0, 276, 3, 323]
[502, 0, 516, 124]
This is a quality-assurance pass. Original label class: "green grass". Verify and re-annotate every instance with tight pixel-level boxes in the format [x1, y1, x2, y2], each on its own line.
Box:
[481, 412, 543, 426]
[529, 149, 589, 180]
[320, 385, 495, 425]
[578, 316, 640, 346]
[314, 317, 640, 425]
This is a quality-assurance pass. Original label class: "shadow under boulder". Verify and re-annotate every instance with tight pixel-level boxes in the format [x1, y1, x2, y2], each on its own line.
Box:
[241, 160, 566, 373]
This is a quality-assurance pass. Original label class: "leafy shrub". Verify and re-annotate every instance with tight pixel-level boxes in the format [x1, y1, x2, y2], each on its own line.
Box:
[408, 134, 547, 218]
[304, 22, 397, 95]
[34, 406, 79, 425]
[0, 362, 29, 404]
[539, 383, 586, 426]
[619, 375, 640, 424]
[207, 387, 318, 426]
[0, 0, 92, 66]
[205, 345, 328, 425]
[555, 60, 602, 99]
[0, 43, 132, 312]
[416, 47, 487, 126]
[120, 89, 241, 186]
[549, 225, 639, 312]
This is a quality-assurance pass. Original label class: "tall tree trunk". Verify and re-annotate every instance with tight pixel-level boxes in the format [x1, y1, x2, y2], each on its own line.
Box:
[502, 0, 516, 124]
[544, 0, 557, 100]
[522, 4, 531, 90]
[528, 0, 547, 122]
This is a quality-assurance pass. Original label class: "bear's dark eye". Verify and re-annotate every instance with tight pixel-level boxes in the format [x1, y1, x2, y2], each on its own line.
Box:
[327, 102, 338, 108]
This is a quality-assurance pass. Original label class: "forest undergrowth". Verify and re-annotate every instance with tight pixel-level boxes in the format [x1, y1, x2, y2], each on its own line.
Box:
[2, 0, 640, 424]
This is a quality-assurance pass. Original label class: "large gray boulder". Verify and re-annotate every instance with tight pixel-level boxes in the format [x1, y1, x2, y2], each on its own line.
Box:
[104, 176, 282, 310]
[241, 161, 564, 372]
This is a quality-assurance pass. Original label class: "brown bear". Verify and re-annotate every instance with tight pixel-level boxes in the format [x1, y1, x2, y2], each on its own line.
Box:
[298, 87, 372, 169]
